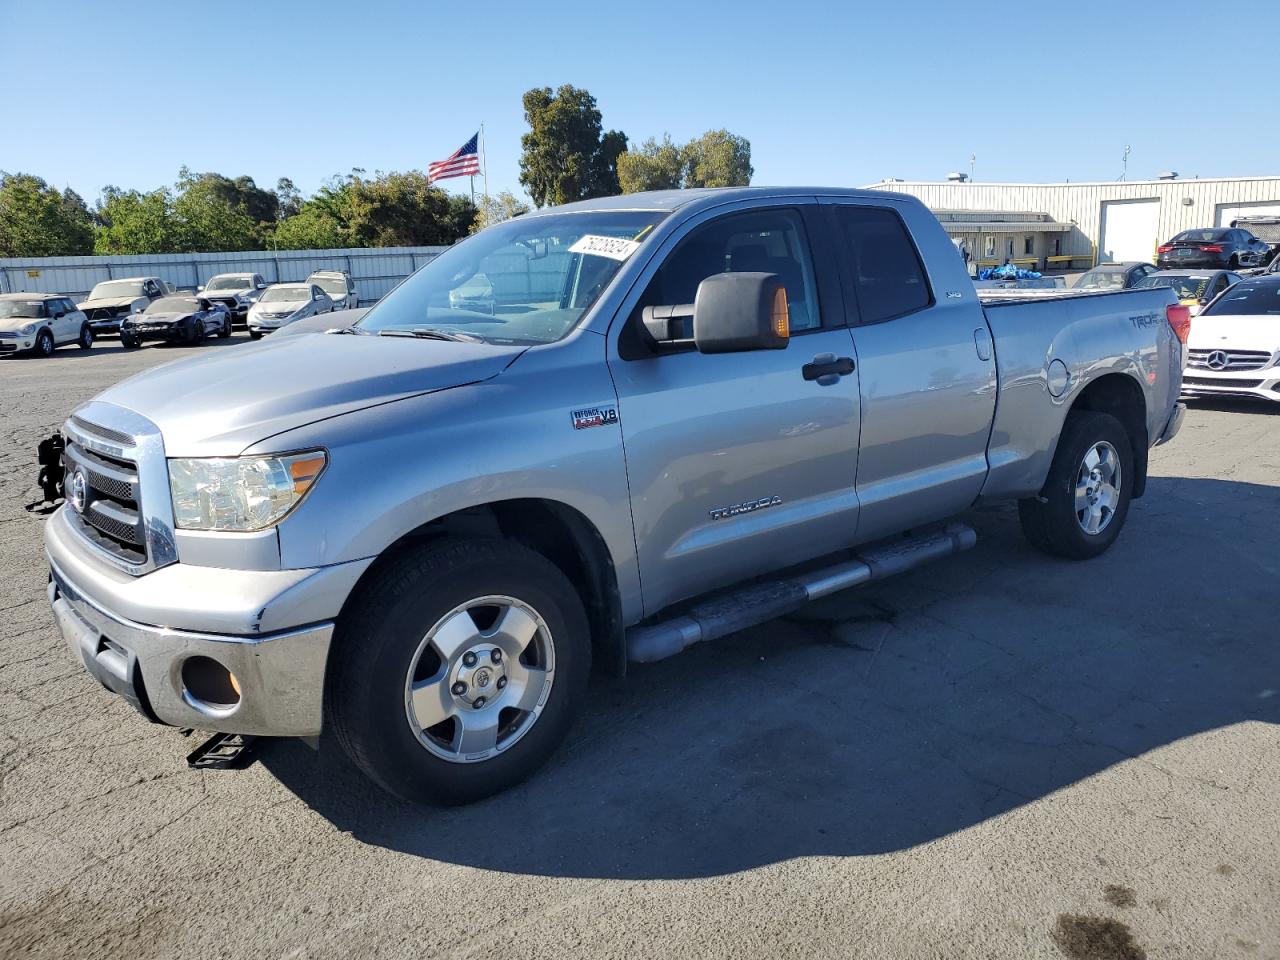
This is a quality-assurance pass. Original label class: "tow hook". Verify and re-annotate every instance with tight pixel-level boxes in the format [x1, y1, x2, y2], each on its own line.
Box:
[186, 732, 260, 770]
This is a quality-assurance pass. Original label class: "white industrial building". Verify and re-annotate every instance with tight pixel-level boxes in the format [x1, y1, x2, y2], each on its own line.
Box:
[867, 175, 1280, 270]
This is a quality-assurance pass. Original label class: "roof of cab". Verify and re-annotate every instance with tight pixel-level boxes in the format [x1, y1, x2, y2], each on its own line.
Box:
[0, 292, 63, 300]
[524, 186, 916, 218]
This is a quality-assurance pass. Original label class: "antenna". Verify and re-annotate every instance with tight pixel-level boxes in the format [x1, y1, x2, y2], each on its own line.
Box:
[1120, 145, 1131, 181]
[969, 154, 976, 183]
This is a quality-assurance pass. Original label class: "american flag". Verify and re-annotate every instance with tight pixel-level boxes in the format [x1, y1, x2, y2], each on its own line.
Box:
[428, 133, 481, 182]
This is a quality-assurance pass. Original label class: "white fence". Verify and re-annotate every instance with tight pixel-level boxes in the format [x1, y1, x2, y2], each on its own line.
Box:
[0, 245, 451, 305]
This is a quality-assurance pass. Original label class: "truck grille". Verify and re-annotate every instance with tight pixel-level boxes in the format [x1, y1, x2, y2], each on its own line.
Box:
[85, 307, 126, 322]
[1187, 349, 1274, 371]
[63, 427, 146, 566]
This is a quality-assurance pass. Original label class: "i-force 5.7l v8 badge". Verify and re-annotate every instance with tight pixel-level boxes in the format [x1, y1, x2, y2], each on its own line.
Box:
[571, 405, 619, 430]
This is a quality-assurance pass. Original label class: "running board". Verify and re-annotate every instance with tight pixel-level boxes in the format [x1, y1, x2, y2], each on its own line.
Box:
[625, 522, 976, 664]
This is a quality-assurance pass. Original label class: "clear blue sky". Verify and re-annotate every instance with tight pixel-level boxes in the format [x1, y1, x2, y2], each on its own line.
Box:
[5, 0, 1275, 205]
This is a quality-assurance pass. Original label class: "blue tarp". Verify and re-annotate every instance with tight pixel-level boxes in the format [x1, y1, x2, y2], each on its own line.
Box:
[978, 264, 1043, 281]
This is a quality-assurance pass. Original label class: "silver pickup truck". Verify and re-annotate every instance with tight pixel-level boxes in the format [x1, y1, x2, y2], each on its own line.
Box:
[43, 187, 1188, 804]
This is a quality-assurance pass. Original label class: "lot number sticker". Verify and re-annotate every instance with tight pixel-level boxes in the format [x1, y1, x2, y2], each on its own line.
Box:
[568, 234, 641, 261]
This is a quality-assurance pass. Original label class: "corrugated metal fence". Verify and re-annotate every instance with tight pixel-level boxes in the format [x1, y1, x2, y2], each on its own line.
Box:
[0, 246, 451, 305]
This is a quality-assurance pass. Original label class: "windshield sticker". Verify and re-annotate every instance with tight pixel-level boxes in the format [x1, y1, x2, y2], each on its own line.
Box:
[568, 235, 641, 261]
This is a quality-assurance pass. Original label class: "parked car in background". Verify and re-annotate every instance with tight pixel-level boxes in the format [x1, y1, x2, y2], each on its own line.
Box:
[1181, 276, 1280, 404]
[1241, 253, 1280, 279]
[1072, 262, 1159, 290]
[42, 187, 1188, 805]
[0, 293, 93, 356]
[120, 296, 232, 349]
[78, 277, 174, 335]
[305, 271, 358, 310]
[1134, 269, 1242, 314]
[246, 283, 335, 339]
[199, 273, 267, 326]
[1231, 215, 1280, 267]
[1156, 228, 1271, 270]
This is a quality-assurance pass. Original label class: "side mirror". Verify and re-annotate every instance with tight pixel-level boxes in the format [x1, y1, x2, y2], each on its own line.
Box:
[196, 285, 205, 292]
[257, 283, 267, 290]
[648, 272, 792, 354]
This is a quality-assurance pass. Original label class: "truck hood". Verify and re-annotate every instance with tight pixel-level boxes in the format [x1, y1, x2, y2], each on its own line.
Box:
[94, 331, 526, 456]
[78, 295, 142, 311]
[1188, 315, 1280, 353]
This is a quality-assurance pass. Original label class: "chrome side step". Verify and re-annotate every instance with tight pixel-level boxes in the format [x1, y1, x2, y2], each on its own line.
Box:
[625, 522, 976, 664]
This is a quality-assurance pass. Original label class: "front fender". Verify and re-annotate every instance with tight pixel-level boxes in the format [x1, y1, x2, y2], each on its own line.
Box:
[254, 330, 642, 622]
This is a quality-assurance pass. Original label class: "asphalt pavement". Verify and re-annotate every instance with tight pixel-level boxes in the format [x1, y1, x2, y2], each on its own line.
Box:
[1, 334, 1277, 959]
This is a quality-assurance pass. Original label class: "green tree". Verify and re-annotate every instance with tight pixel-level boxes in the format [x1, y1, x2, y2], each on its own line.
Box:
[0, 173, 95, 257]
[93, 188, 183, 255]
[472, 190, 531, 233]
[682, 130, 753, 188]
[518, 85, 627, 207]
[275, 177, 303, 220]
[617, 135, 685, 194]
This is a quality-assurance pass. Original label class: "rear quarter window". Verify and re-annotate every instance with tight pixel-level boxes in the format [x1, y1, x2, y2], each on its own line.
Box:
[832, 206, 933, 324]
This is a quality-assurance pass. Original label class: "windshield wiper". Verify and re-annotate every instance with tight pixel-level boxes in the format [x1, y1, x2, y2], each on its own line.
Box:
[379, 327, 483, 343]
[326, 325, 371, 335]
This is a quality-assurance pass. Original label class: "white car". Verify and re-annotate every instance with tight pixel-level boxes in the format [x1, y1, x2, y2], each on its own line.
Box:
[0, 293, 94, 356]
[305, 270, 358, 310]
[1182, 276, 1280, 403]
[199, 273, 268, 327]
[246, 283, 335, 339]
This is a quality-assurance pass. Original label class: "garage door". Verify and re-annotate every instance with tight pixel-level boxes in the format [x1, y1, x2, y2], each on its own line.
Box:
[1217, 201, 1280, 228]
[1099, 198, 1160, 263]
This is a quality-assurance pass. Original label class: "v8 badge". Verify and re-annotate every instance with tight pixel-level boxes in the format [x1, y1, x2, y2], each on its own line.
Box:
[571, 405, 619, 430]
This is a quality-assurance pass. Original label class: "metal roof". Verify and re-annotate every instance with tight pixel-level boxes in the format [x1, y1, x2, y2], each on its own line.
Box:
[937, 221, 1073, 233]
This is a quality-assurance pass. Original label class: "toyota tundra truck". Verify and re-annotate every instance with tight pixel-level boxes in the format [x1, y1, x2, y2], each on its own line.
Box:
[43, 188, 1189, 805]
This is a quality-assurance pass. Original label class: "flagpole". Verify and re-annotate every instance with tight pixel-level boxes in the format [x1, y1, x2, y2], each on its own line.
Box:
[480, 122, 489, 207]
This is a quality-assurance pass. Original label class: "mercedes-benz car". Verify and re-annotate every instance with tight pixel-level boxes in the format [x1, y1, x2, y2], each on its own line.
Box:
[120, 296, 233, 349]
[245, 283, 335, 339]
[1181, 276, 1280, 404]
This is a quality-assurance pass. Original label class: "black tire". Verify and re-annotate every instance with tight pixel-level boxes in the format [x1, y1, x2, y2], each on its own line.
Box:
[121, 333, 141, 350]
[78, 324, 94, 350]
[217, 316, 232, 339]
[1228, 255, 1239, 270]
[31, 329, 54, 358]
[326, 538, 591, 805]
[1019, 410, 1134, 560]
[248, 330, 263, 340]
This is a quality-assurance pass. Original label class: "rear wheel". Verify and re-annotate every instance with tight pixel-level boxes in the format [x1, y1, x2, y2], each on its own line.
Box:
[1019, 411, 1134, 560]
[1229, 254, 1240, 270]
[326, 539, 591, 805]
[78, 324, 94, 350]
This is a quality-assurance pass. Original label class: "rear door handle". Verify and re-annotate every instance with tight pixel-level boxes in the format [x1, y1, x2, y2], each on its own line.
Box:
[802, 353, 856, 385]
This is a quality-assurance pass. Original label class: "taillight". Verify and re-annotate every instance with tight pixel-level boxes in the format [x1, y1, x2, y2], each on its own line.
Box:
[1201, 245, 1223, 253]
[1157, 244, 1173, 253]
[1167, 303, 1191, 343]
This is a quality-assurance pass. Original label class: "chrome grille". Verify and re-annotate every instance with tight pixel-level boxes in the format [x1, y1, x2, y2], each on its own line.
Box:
[64, 425, 146, 566]
[1183, 376, 1264, 389]
[1187, 349, 1275, 372]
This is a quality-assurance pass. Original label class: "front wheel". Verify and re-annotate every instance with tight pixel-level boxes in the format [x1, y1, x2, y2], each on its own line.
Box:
[31, 329, 54, 357]
[248, 330, 263, 340]
[217, 316, 232, 339]
[326, 539, 591, 805]
[1019, 410, 1134, 560]
[78, 324, 94, 350]
[121, 333, 141, 349]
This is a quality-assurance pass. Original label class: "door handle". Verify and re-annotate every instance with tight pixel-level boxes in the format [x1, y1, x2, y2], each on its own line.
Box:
[973, 327, 993, 361]
[802, 353, 856, 385]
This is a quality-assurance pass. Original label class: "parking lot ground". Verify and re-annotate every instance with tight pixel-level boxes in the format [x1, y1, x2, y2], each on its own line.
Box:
[1, 337, 1278, 959]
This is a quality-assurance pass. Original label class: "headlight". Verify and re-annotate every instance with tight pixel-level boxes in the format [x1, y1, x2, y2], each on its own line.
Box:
[168, 451, 327, 531]
[19, 322, 38, 335]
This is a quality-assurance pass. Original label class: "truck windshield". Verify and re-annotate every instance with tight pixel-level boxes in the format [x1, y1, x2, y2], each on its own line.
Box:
[88, 280, 145, 299]
[207, 277, 252, 290]
[1074, 269, 1127, 289]
[357, 211, 667, 344]
[1199, 281, 1280, 316]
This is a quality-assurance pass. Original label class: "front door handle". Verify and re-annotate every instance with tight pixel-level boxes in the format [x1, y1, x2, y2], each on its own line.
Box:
[802, 353, 856, 385]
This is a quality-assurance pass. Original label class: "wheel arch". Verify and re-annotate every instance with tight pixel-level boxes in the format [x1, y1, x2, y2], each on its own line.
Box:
[338, 497, 627, 677]
[1064, 371, 1149, 498]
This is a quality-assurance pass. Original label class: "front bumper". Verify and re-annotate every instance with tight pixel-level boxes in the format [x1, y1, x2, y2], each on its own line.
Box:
[44, 507, 372, 737]
[1181, 370, 1280, 402]
[122, 323, 185, 343]
[0, 335, 35, 353]
[88, 318, 123, 333]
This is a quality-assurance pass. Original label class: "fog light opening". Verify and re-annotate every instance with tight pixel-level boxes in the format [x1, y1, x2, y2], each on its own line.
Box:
[182, 656, 241, 709]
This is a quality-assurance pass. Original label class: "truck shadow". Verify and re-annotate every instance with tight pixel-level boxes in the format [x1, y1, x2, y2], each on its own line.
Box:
[261, 474, 1280, 880]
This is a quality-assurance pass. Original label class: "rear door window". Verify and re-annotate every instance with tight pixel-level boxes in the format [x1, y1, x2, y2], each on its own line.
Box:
[831, 206, 933, 323]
